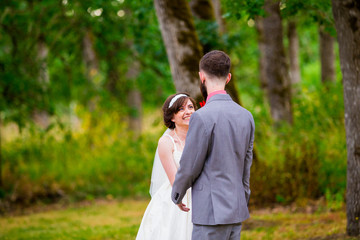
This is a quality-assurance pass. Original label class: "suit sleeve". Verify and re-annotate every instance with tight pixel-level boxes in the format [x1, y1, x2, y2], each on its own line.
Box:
[243, 114, 255, 205]
[171, 112, 210, 204]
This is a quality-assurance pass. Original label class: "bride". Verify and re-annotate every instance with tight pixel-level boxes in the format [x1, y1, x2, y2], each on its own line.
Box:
[136, 93, 196, 240]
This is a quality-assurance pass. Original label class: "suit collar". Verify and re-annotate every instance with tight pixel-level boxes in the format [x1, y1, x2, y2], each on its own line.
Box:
[206, 90, 227, 102]
[206, 94, 233, 104]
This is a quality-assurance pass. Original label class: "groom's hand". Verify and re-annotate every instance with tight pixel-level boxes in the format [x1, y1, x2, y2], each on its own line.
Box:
[177, 202, 190, 212]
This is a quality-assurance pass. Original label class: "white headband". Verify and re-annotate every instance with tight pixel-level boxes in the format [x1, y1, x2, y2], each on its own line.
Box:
[168, 94, 187, 108]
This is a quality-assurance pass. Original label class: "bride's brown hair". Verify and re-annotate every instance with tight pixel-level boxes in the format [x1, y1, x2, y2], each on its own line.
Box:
[162, 93, 196, 129]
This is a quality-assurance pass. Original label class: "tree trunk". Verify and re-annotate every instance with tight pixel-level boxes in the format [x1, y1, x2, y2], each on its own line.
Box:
[154, 0, 203, 100]
[126, 58, 142, 137]
[106, 58, 120, 97]
[82, 30, 99, 81]
[288, 21, 301, 86]
[255, 17, 268, 93]
[332, 0, 360, 236]
[37, 38, 49, 85]
[33, 37, 50, 129]
[190, 0, 241, 105]
[81, 30, 99, 131]
[319, 27, 336, 83]
[211, 0, 226, 35]
[0, 114, 2, 187]
[190, 0, 215, 55]
[190, 0, 214, 20]
[263, 0, 293, 124]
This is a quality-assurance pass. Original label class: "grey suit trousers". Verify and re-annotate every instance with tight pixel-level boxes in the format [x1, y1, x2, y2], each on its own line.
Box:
[192, 223, 242, 240]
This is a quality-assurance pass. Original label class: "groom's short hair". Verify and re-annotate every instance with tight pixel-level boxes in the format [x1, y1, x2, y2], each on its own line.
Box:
[199, 50, 231, 78]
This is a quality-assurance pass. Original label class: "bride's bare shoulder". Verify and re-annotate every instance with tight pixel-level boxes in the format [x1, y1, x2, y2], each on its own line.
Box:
[158, 134, 174, 150]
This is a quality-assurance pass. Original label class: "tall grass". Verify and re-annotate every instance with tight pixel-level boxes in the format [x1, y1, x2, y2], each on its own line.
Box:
[1, 106, 163, 207]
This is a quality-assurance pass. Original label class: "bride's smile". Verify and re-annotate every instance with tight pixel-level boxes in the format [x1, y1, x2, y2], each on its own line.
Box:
[172, 99, 195, 126]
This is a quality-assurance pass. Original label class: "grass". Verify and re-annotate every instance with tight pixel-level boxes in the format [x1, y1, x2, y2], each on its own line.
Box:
[0, 199, 358, 240]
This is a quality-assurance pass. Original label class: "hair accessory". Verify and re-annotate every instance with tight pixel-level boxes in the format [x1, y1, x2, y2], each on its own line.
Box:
[168, 94, 187, 108]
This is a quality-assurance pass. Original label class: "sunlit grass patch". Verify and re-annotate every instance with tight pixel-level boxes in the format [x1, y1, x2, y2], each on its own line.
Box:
[0, 200, 358, 240]
[241, 209, 354, 240]
[0, 199, 149, 240]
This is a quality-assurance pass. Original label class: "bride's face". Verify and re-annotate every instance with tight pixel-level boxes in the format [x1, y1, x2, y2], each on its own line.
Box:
[172, 98, 195, 127]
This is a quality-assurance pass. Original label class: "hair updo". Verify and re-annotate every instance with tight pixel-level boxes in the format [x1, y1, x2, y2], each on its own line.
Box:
[162, 93, 196, 129]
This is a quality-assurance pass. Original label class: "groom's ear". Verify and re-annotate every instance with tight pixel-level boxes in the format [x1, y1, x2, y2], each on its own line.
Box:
[225, 73, 231, 84]
[199, 71, 205, 83]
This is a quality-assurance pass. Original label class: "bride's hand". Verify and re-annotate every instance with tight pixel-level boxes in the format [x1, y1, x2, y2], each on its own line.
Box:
[177, 202, 190, 212]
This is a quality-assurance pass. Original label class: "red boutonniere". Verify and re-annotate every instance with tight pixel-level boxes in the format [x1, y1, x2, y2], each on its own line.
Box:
[199, 101, 206, 107]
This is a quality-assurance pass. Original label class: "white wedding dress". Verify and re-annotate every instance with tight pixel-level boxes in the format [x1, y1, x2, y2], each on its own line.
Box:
[136, 133, 192, 240]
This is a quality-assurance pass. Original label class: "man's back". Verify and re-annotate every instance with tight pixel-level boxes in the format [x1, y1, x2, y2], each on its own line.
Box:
[171, 50, 254, 239]
[191, 94, 254, 225]
[172, 94, 254, 225]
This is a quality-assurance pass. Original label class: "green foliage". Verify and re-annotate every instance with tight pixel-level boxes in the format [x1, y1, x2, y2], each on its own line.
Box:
[282, 0, 335, 34]
[250, 81, 346, 205]
[0, 0, 348, 209]
[0, 0, 171, 128]
[1, 106, 163, 205]
[223, 0, 335, 36]
[325, 188, 344, 211]
[223, 0, 265, 20]
[0, 79, 347, 207]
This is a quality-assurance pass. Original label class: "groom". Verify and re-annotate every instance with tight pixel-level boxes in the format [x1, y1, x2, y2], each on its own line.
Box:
[171, 50, 255, 239]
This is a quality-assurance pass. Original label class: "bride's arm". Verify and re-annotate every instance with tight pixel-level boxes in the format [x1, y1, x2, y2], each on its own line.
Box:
[158, 136, 178, 186]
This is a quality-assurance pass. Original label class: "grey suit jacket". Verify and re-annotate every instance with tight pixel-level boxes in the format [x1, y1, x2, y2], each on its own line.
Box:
[171, 94, 255, 225]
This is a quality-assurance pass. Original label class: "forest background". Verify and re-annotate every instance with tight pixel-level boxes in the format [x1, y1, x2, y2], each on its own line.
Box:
[0, 0, 355, 224]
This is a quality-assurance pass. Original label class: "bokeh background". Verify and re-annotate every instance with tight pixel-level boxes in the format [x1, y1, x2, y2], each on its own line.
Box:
[0, 0, 347, 214]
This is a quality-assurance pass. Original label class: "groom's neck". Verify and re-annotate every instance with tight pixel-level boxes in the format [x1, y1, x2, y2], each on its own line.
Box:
[206, 85, 226, 95]
[205, 78, 226, 94]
